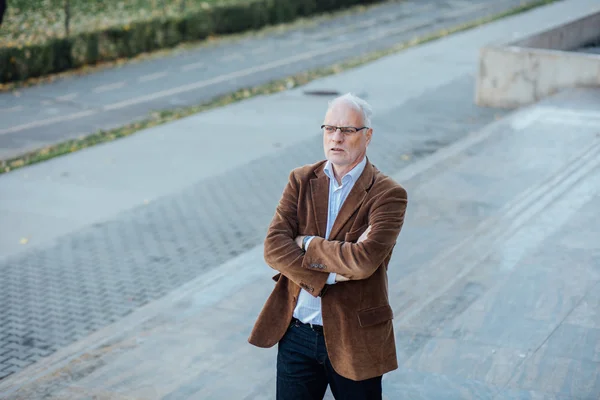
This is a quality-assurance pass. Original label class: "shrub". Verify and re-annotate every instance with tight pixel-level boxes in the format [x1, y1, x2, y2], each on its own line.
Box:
[0, 0, 384, 83]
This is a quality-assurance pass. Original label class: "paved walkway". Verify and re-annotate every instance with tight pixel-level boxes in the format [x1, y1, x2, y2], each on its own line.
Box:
[0, 0, 557, 160]
[2, 86, 600, 399]
[0, 0, 599, 398]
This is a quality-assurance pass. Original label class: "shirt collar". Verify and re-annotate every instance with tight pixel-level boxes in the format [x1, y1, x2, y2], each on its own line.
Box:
[324, 156, 367, 186]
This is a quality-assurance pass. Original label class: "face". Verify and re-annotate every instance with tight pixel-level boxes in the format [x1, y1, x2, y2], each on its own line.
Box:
[322, 101, 372, 175]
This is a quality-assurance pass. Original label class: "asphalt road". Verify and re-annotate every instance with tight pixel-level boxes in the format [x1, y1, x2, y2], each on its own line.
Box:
[0, 0, 533, 161]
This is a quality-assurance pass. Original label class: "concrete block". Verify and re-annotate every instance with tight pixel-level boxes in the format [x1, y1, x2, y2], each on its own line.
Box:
[476, 10, 600, 108]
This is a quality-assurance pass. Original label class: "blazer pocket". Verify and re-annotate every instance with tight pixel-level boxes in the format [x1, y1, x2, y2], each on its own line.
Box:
[357, 304, 393, 328]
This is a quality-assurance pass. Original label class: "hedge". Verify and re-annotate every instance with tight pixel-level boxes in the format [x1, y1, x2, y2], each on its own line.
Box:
[0, 0, 383, 83]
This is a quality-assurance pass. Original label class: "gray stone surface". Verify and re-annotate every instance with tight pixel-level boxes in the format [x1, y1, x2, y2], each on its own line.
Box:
[0, 0, 575, 160]
[383, 369, 501, 400]
[0, 73, 504, 384]
[0, 0, 599, 396]
[2, 86, 600, 399]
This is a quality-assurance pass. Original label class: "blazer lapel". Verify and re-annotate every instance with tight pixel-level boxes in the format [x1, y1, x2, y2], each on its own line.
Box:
[310, 166, 329, 238]
[328, 160, 375, 240]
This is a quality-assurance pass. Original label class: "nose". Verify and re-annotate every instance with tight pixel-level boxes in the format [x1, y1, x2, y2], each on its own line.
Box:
[331, 128, 344, 142]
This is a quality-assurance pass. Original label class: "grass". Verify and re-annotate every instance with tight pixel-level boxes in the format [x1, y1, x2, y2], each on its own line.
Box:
[0, 0, 224, 47]
[0, 0, 558, 175]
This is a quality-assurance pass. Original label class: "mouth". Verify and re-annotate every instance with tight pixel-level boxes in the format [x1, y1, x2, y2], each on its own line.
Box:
[330, 148, 344, 152]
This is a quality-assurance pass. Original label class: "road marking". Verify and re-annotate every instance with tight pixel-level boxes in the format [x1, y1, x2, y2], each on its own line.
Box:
[0, 105, 24, 113]
[0, 2, 490, 136]
[0, 109, 98, 134]
[181, 62, 205, 72]
[138, 72, 168, 83]
[55, 93, 79, 101]
[93, 81, 126, 93]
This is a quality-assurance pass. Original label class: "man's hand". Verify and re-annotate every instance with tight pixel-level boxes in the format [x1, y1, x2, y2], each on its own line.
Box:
[336, 226, 372, 282]
[295, 225, 372, 283]
[358, 225, 371, 243]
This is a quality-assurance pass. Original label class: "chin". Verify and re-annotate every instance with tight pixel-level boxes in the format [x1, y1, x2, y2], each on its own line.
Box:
[328, 152, 346, 162]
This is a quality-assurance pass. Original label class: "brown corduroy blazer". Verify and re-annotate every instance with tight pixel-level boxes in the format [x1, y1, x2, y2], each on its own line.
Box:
[248, 158, 408, 381]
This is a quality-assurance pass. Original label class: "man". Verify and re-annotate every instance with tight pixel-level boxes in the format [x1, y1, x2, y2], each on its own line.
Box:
[248, 93, 408, 399]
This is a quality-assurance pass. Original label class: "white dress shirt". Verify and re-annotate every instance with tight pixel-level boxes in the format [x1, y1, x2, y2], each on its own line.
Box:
[292, 156, 367, 326]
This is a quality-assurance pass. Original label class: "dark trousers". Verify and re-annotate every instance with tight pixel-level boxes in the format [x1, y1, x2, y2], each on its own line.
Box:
[277, 318, 382, 400]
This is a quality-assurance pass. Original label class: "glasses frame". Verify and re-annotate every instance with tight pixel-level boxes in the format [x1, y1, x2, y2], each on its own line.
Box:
[321, 125, 369, 135]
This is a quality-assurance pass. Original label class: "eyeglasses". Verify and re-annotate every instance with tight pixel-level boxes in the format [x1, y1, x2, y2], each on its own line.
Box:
[321, 125, 368, 135]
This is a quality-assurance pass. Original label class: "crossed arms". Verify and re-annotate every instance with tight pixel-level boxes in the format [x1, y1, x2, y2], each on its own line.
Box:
[263, 170, 407, 297]
[293, 229, 371, 283]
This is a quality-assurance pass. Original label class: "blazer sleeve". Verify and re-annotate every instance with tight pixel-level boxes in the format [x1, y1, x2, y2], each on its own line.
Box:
[263, 170, 329, 297]
[301, 185, 407, 280]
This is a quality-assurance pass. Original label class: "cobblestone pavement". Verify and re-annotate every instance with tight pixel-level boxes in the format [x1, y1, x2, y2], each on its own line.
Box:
[0, 74, 508, 380]
[0, 0, 533, 160]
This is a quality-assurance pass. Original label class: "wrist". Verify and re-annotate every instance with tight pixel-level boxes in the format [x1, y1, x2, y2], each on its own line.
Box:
[302, 235, 311, 251]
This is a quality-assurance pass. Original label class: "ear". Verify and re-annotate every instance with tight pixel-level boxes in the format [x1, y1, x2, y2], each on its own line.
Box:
[365, 128, 373, 145]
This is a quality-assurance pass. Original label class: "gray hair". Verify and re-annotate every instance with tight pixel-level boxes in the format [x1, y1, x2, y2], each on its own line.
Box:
[327, 93, 373, 128]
